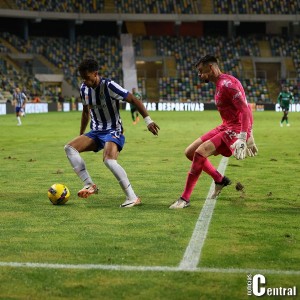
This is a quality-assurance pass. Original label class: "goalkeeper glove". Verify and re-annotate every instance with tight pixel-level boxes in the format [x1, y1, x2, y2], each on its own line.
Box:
[231, 132, 247, 160]
[246, 134, 258, 157]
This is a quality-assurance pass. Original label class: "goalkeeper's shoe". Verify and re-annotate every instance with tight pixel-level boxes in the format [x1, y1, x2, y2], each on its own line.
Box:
[120, 197, 141, 208]
[77, 184, 99, 198]
[211, 176, 231, 199]
[169, 197, 190, 209]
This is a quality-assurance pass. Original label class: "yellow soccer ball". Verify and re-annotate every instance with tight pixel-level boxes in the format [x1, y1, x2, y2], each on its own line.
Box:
[48, 183, 70, 205]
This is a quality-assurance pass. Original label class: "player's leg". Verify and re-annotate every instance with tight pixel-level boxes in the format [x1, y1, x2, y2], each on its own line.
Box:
[170, 140, 216, 209]
[171, 130, 233, 208]
[131, 108, 136, 124]
[20, 107, 25, 117]
[208, 132, 234, 198]
[103, 135, 140, 208]
[185, 135, 223, 183]
[64, 135, 99, 198]
[181, 140, 216, 200]
[285, 111, 290, 126]
[184, 138, 203, 161]
[16, 107, 22, 125]
[280, 109, 287, 126]
[170, 138, 203, 208]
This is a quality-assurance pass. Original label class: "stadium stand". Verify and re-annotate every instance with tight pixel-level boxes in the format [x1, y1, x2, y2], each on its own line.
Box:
[134, 35, 270, 102]
[0, 0, 298, 104]
[15, 0, 200, 14]
[14, 0, 299, 15]
[0, 37, 43, 102]
[242, 78, 270, 103]
[115, 0, 200, 14]
[213, 0, 299, 14]
[269, 35, 300, 74]
[16, 0, 105, 13]
[1, 31, 297, 103]
[0, 32, 123, 101]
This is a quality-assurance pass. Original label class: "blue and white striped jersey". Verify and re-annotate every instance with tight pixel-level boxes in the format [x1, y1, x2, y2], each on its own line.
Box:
[80, 78, 129, 132]
[14, 92, 27, 107]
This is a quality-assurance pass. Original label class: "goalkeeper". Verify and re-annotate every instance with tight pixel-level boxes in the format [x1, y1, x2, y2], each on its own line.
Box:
[170, 55, 258, 209]
[278, 86, 294, 127]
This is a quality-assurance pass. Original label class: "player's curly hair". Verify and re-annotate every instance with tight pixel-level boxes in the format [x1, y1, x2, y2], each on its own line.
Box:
[78, 58, 99, 74]
[194, 55, 218, 68]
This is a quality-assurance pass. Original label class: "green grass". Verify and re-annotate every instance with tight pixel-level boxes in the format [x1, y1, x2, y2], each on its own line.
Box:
[0, 110, 299, 299]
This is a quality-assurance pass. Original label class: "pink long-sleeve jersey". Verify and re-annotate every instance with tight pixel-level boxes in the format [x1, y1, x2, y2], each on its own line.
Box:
[215, 74, 251, 134]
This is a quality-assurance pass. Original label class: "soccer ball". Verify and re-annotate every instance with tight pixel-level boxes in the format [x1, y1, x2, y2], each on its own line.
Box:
[48, 183, 70, 205]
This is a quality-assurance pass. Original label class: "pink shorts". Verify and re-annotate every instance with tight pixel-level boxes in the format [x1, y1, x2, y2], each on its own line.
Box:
[201, 125, 238, 157]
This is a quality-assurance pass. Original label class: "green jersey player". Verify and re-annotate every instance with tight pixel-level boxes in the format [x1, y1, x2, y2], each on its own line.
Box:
[278, 86, 294, 127]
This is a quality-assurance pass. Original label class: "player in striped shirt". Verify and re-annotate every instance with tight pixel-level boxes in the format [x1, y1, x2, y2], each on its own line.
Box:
[170, 55, 257, 209]
[64, 58, 160, 208]
[13, 87, 27, 126]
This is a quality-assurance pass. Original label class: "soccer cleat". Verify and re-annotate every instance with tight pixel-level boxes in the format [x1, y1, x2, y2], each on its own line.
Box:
[77, 184, 99, 198]
[120, 197, 141, 208]
[133, 121, 137, 125]
[286, 123, 290, 127]
[169, 197, 190, 209]
[210, 176, 232, 199]
[136, 116, 140, 122]
[280, 122, 283, 127]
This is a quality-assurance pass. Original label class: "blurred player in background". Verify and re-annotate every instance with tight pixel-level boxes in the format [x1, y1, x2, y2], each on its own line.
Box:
[13, 87, 27, 126]
[170, 55, 257, 209]
[278, 86, 294, 127]
[64, 58, 160, 208]
[130, 87, 142, 124]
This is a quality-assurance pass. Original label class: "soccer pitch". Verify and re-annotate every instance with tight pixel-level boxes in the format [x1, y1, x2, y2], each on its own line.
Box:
[0, 110, 299, 299]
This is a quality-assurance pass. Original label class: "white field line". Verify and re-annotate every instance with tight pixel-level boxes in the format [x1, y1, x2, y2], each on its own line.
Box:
[0, 262, 299, 275]
[1, 156, 300, 275]
[179, 156, 229, 270]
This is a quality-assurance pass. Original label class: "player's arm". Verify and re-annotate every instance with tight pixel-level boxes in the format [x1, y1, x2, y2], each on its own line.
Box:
[290, 93, 295, 104]
[125, 93, 160, 136]
[22, 94, 27, 108]
[79, 105, 89, 135]
[12, 94, 16, 107]
[277, 93, 282, 105]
